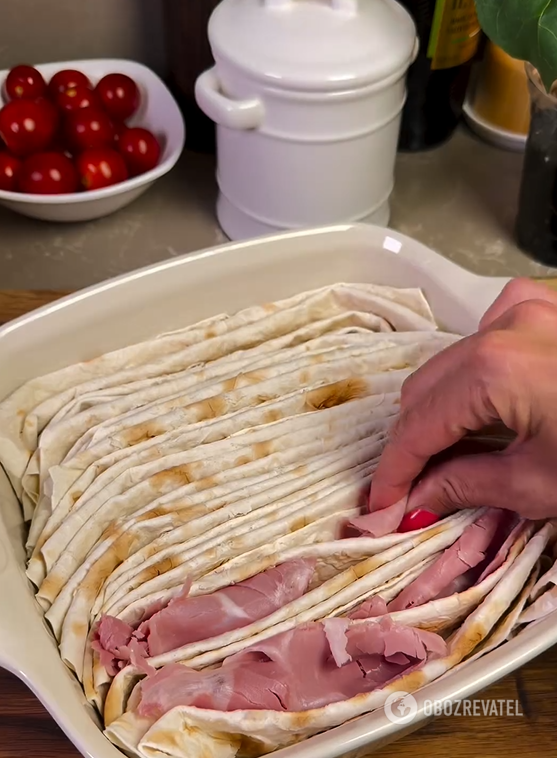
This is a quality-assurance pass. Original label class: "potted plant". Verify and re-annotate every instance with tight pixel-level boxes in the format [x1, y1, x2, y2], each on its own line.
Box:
[475, 0, 557, 266]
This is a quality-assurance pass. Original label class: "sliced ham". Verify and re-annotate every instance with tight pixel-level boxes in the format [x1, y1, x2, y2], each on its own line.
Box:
[349, 498, 407, 538]
[136, 617, 446, 719]
[475, 512, 523, 584]
[136, 660, 289, 718]
[323, 618, 350, 667]
[145, 558, 316, 656]
[347, 595, 388, 620]
[92, 616, 140, 677]
[433, 570, 476, 599]
[95, 559, 315, 672]
[342, 617, 446, 663]
[387, 510, 502, 612]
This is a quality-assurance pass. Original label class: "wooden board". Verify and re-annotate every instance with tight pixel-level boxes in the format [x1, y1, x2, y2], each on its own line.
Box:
[0, 290, 70, 324]
[0, 289, 556, 758]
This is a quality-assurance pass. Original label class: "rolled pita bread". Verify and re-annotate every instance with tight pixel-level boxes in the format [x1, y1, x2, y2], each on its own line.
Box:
[30, 359, 406, 573]
[103, 522, 554, 758]
[37, 406, 393, 603]
[0, 284, 438, 505]
[86, 511, 476, 711]
[59, 464, 376, 677]
[101, 554, 441, 727]
[30, 332, 454, 559]
[48, 436, 387, 638]
[86, 510, 477, 706]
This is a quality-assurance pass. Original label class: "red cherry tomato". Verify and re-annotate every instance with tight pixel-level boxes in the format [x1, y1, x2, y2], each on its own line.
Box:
[118, 127, 160, 176]
[17, 151, 79, 194]
[0, 152, 22, 191]
[5, 65, 46, 101]
[64, 107, 115, 152]
[95, 73, 140, 121]
[56, 85, 100, 114]
[397, 509, 440, 533]
[0, 98, 59, 157]
[112, 120, 127, 145]
[48, 69, 92, 98]
[76, 147, 128, 191]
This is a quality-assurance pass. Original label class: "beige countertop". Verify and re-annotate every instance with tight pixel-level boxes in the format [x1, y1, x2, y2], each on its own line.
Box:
[0, 128, 553, 290]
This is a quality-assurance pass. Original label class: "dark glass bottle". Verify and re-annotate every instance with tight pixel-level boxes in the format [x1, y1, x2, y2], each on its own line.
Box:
[398, 0, 482, 151]
[163, 0, 221, 153]
[515, 66, 557, 267]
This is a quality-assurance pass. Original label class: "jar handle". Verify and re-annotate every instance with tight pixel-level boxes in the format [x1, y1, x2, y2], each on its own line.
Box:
[265, 0, 358, 15]
[195, 68, 265, 130]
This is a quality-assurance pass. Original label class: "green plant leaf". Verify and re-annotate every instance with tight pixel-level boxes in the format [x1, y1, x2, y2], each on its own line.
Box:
[475, 0, 557, 90]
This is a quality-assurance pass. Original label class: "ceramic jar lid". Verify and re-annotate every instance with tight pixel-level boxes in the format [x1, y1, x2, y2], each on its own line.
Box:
[208, 0, 417, 92]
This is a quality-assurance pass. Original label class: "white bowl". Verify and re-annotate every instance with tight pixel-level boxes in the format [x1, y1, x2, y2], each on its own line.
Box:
[0, 224, 556, 758]
[0, 59, 185, 222]
[463, 97, 527, 153]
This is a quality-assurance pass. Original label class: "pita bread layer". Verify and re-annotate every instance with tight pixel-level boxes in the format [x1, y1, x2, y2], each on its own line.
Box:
[103, 522, 554, 758]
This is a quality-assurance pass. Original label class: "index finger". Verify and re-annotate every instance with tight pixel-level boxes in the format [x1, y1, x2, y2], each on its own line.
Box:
[480, 278, 557, 330]
[369, 343, 499, 511]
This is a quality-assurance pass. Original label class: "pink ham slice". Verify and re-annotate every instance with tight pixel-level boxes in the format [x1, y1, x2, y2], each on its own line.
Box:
[145, 558, 316, 656]
[136, 660, 290, 718]
[387, 510, 503, 612]
[348, 595, 388, 620]
[94, 559, 315, 673]
[475, 512, 523, 584]
[92, 617, 149, 677]
[349, 498, 407, 538]
[136, 617, 446, 719]
[322, 618, 351, 666]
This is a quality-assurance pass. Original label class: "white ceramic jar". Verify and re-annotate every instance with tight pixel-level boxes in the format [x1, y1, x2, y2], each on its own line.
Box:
[195, 0, 417, 241]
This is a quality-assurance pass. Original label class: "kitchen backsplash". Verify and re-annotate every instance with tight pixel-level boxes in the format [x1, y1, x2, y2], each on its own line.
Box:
[0, 0, 167, 74]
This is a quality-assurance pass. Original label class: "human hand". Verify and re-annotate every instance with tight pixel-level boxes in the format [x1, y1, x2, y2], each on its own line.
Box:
[369, 278, 557, 521]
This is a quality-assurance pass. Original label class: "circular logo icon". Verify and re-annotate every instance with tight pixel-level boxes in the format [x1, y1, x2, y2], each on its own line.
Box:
[384, 691, 418, 725]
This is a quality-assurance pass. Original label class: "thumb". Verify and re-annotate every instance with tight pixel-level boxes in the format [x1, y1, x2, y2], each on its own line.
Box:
[406, 451, 523, 518]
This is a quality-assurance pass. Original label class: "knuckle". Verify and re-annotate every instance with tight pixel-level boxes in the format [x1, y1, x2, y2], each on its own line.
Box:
[400, 373, 416, 405]
[388, 404, 425, 455]
[471, 329, 513, 374]
[510, 298, 557, 329]
[472, 297, 557, 379]
[387, 407, 416, 450]
[387, 413, 406, 446]
[436, 475, 474, 509]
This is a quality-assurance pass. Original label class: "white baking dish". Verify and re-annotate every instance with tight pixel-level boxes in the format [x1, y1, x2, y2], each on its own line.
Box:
[0, 223, 556, 758]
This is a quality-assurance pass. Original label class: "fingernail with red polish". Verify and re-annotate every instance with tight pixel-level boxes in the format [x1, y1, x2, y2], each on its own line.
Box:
[397, 509, 440, 533]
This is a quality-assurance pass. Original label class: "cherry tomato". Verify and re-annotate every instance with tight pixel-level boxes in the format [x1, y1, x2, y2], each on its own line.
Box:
[0, 98, 59, 157]
[95, 73, 139, 121]
[0, 152, 22, 191]
[118, 127, 160, 176]
[56, 85, 100, 114]
[397, 509, 440, 533]
[48, 69, 92, 98]
[112, 120, 127, 145]
[17, 151, 79, 194]
[5, 64, 46, 101]
[76, 147, 128, 191]
[64, 107, 115, 152]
